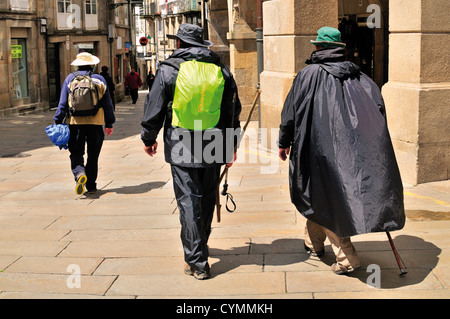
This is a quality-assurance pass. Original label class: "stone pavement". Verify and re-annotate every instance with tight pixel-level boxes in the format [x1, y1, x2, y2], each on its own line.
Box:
[0, 91, 449, 299]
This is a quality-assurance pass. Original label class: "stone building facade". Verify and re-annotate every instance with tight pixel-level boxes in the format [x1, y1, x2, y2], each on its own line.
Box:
[0, 0, 134, 115]
[0, 0, 49, 117]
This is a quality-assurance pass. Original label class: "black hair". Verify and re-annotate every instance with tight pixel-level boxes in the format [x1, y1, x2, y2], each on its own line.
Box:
[78, 65, 94, 71]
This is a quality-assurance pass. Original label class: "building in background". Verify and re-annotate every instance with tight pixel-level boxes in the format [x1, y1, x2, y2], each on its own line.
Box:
[141, 0, 202, 71]
[0, 0, 49, 117]
[0, 0, 138, 114]
[45, 0, 138, 107]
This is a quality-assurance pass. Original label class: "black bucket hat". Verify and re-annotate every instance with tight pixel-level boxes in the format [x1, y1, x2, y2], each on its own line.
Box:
[167, 23, 214, 48]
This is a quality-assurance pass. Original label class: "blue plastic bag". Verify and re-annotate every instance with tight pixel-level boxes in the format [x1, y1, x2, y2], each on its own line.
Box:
[45, 124, 70, 150]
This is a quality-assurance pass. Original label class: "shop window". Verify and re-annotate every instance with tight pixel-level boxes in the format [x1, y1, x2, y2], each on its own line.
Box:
[11, 39, 29, 100]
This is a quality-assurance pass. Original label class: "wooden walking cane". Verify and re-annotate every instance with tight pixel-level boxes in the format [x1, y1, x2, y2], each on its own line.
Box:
[216, 90, 261, 223]
[386, 232, 408, 276]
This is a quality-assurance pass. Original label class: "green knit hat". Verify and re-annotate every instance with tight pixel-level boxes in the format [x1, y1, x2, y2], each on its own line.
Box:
[311, 27, 346, 48]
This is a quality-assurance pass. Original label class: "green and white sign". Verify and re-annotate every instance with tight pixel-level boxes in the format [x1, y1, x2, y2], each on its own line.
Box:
[11, 45, 22, 59]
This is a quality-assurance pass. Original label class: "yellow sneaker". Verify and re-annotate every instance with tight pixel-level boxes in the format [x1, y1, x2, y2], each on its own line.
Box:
[75, 174, 87, 195]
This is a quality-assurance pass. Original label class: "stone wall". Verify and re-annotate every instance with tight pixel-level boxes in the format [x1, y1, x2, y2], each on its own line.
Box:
[260, 0, 338, 147]
[382, 0, 450, 184]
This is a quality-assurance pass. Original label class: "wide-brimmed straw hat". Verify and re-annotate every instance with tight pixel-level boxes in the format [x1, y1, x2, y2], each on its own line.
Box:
[71, 52, 100, 66]
[311, 27, 346, 48]
[167, 23, 213, 48]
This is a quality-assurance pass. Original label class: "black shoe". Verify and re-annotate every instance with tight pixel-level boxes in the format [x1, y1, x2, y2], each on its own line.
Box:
[304, 244, 325, 257]
[194, 266, 210, 280]
[85, 188, 98, 195]
[185, 263, 211, 280]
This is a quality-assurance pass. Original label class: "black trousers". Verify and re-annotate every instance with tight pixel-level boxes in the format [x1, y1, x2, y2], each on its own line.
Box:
[171, 165, 221, 272]
[68, 125, 104, 191]
[130, 88, 138, 104]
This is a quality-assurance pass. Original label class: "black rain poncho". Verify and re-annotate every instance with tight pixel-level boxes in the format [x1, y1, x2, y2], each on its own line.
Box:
[278, 47, 405, 238]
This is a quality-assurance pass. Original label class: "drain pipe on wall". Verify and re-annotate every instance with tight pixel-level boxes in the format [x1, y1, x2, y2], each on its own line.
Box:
[256, 0, 263, 129]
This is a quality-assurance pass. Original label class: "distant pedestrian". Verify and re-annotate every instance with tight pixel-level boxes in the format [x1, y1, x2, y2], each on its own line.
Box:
[53, 52, 115, 195]
[141, 24, 242, 280]
[146, 69, 155, 92]
[125, 68, 143, 104]
[100, 65, 116, 110]
[278, 27, 405, 275]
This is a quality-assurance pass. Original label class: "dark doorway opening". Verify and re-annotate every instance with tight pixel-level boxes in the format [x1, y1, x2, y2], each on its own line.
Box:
[47, 43, 61, 109]
[338, 0, 389, 88]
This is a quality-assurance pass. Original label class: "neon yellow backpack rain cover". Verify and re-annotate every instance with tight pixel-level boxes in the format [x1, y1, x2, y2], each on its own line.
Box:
[172, 60, 225, 130]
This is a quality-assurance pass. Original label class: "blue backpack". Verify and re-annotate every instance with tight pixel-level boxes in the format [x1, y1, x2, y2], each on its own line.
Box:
[45, 124, 70, 150]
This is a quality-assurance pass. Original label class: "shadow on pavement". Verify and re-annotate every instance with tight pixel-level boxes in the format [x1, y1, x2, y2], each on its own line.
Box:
[209, 235, 441, 289]
[81, 181, 166, 199]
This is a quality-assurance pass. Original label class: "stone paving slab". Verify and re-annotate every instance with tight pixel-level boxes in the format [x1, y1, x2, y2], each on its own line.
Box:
[47, 215, 181, 231]
[26, 201, 177, 216]
[4, 257, 103, 275]
[0, 241, 68, 257]
[0, 216, 59, 230]
[0, 229, 69, 241]
[0, 292, 131, 299]
[58, 240, 184, 258]
[62, 228, 181, 242]
[0, 273, 116, 296]
[106, 272, 286, 297]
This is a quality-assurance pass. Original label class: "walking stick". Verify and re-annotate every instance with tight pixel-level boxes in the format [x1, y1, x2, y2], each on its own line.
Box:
[386, 232, 407, 277]
[216, 186, 221, 223]
[216, 90, 261, 223]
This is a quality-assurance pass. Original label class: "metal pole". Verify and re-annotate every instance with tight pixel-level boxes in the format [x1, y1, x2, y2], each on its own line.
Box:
[256, 0, 263, 129]
[201, 0, 205, 31]
[127, 0, 135, 69]
[106, 1, 113, 80]
[162, 16, 166, 59]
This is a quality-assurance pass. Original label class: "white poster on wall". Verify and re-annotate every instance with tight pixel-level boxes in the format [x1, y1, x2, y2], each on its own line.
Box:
[10, 0, 29, 11]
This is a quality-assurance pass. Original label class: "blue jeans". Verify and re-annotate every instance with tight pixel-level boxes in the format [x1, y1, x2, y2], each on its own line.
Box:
[68, 125, 104, 191]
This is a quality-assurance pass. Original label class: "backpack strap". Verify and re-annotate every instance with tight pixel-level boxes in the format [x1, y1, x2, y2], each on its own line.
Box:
[72, 71, 83, 78]
[72, 70, 93, 78]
